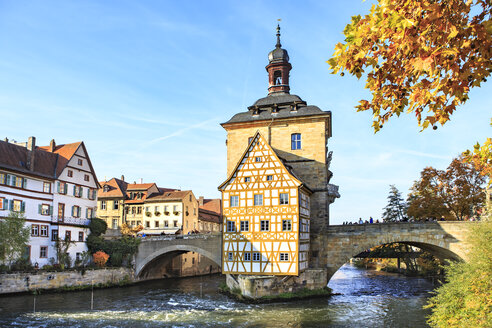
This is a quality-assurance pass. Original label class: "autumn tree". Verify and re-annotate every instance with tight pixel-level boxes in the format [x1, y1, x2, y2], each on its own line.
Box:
[328, 0, 491, 132]
[382, 185, 408, 221]
[408, 157, 487, 220]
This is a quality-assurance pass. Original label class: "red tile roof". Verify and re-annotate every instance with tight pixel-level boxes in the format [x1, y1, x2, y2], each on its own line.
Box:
[199, 199, 221, 215]
[146, 190, 191, 202]
[98, 178, 128, 198]
[198, 208, 221, 224]
[127, 183, 157, 190]
[38, 142, 82, 177]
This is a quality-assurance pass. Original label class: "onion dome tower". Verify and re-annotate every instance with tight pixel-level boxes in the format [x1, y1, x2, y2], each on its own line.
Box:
[266, 25, 292, 95]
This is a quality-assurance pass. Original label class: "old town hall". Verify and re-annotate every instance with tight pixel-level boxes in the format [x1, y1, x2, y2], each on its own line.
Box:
[219, 26, 339, 277]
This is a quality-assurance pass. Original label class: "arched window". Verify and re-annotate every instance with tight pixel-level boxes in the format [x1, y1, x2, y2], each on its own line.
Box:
[291, 133, 301, 150]
[274, 70, 282, 85]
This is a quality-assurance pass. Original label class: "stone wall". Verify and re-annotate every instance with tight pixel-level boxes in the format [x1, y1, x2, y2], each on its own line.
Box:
[0, 267, 134, 294]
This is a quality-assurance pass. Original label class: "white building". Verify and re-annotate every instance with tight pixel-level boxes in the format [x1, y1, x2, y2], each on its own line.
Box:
[0, 137, 99, 267]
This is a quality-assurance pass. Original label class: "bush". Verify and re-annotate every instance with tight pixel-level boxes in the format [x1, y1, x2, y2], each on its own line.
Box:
[110, 252, 123, 267]
[11, 258, 33, 272]
[93, 251, 109, 268]
[89, 218, 107, 236]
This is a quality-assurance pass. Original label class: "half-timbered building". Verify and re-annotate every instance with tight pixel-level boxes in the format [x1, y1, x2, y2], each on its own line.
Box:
[219, 132, 311, 275]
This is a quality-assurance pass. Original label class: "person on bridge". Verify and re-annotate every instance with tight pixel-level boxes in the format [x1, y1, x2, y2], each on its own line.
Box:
[369, 217, 374, 224]
[358, 218, 363, 224]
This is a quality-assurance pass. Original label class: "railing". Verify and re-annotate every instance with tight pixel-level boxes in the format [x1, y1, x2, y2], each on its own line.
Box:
[142, 232, 222, 242]
[51, 216, 90, 226]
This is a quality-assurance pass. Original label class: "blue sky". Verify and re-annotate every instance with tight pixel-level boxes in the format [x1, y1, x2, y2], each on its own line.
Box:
[0, 0, 490, 224]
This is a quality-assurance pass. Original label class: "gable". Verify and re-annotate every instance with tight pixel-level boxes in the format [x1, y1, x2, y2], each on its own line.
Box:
[219, 132, 301, 192]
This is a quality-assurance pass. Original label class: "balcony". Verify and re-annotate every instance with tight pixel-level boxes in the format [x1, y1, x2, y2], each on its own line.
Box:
[51, 216, 90, 226]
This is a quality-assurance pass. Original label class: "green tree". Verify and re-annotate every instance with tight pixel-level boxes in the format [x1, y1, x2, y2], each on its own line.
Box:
[408, 157, 487, 220]
[0, 211, 31, 267]
[382, 185, 408, 221]
[54, 236, 75, 270]
[425, 202, 492, 327]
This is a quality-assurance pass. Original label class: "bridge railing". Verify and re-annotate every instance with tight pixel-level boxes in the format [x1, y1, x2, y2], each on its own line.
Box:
[141, 232, 222, 242]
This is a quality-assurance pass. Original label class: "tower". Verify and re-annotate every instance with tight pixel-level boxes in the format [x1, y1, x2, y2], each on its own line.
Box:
[221, 25, 339, 235]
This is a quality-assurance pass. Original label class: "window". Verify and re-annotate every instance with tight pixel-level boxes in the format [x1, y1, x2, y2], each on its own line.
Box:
[248, 137, 253, 144]
[131, 207, 136, 214]
[227, 220, 236, 232]
[78, 231, 84, 242]
[173, 205, 178, 212]
[155, 221, 159, 228]
[58, 203, 65, 219]
[282, 220, 292, 231]
[189, 195, 192, 202]
[230, 196, 239, 207]
[164, 206, 168, 213]
[113, 200, 119, 210]
[254, 194, 263, 206]
[13, 200, 23, 212]
[164, 221, 169, 227]
[31, 225, 39, 237]
[280, 253, 289, 261]
[280, 193, 289, 205]
[88, 188, 96, 200]
[260, 220, 269, 231]
[40, 246, 47, 258]
[84, 174, 89, 182]
[255, 157, 262, 162]
[74, 185, 82, 197]
[252, 252, 260, 261]
[228, 252, 233, 261]
[72, 206, 81, 218]
[244, 253, 251, 261]
[154, 206, 159, 212]
[0, 173, 5, 184]
[112, 219, 118, 229]
[58, 182, 67, 194]
[76, 253, 81, 262]
[40, 225, 48, 237]
[15, 176, 24, 188]
[65, 231, 71, 241]
[240, 220, 249, 232]
[291, 133, 301, 150]
[173, 220, 178, 227]
[51, 229, 58, 241]
[244, 177, 251, 183]
[87, 208, 94, 219]
[137, 206, 142, 214]
[103, 185, 109, 192]
[40, 204, 51, 215]
[0, 197, 5, 210]
[146, 221, 150, 228]
[43, 182, 51, 193]
[266, 175, 273, 181]
[67, 170, 73, 177]
[78, 159, 83, 165]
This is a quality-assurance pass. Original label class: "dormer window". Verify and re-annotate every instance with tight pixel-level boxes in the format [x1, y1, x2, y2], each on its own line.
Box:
[271, 104, 279, 113]
[103, 185, 109, 192]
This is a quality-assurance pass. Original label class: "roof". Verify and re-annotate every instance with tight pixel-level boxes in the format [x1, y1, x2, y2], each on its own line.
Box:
[146, 190, 191, 202]
[127, 183, 156, 190]
[198, 208, 221, 224]
[38, 142, 82, 177]
[199, 198, 221, 216]
[0, 140, 58, 179]
[222, 94, 330, 125]
[98, 178, 128, 198]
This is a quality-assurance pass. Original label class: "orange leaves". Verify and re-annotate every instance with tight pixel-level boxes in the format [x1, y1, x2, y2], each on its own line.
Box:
[329, 0, 492, 132]
[93, 251, 109, 268]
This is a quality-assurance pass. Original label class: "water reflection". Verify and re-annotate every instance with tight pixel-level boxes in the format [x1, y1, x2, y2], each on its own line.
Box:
[0, 264, 433, 327]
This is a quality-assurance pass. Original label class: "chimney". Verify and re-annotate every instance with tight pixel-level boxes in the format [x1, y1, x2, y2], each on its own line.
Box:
[26, 136, 36, 171]
[139, 178, 143, 184]
[199, 196, 204, 206]
[121, 175, 125, 181]
[49, 139, 56, 152]
[3, 137, 8, 142]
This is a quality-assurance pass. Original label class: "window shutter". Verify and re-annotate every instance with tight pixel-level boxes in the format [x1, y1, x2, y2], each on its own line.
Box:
[87, 189, 90, 198]
[11, 176, 16, 186]
[73, 185, 76, 196]
[86, 208, 89, 218]
[78, 206, 81, 217]
[49, 205, 53, 215]
[22, 178, 27, 188]
[93, 189, 97, 200]
[6, 175, 10, 185]
[3, 200, 8, 210]
[21, 201, 25, 212]
[80, 186, 83, 197]
[71, 206, 75, 217]
[64, 183, 67, 194]
[9, 200, 13, 211]
[57, 182, 60, 193]
[38, 204, 42, 214]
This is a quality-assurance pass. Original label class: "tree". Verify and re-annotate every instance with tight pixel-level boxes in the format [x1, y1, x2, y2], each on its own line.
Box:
[382, 185, 408, 221]
[425, 202, 492, 327]
[0, 211, 30, 266]
[408, 157, 487, 220]
[328, 0, 491, 132]
[54, 236, 74, 270]
[93, 251, 109, 268]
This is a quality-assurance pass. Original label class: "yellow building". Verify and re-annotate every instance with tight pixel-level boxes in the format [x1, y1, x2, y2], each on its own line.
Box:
[97, 177, 127, 229]
[219, 132, 311, 275]
[219, 26, 339, 276]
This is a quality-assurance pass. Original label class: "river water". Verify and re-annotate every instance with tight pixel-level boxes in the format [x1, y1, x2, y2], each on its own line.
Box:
[0, 264, 434, 327]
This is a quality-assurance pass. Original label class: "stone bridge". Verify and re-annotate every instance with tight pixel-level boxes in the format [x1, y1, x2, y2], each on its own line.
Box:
[135, 222, 474, 281]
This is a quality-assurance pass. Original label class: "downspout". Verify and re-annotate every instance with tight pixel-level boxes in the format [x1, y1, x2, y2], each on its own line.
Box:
[267, 117, 275, 145]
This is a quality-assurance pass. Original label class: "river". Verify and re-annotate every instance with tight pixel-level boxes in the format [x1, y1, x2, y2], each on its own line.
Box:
[0, 264, 434, 327]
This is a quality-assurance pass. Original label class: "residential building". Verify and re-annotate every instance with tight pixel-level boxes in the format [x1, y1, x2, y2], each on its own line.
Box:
[97, 177, 127, 230]
[0, 137, 99, 267]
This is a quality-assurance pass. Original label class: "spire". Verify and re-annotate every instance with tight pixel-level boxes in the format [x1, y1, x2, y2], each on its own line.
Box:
[276, 24, 281, 49]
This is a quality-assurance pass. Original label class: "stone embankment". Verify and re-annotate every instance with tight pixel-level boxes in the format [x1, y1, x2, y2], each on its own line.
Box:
[0, 267, 134, 294]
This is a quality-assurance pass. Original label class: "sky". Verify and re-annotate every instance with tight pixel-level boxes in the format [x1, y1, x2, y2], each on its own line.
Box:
[0, 0, 490, 225]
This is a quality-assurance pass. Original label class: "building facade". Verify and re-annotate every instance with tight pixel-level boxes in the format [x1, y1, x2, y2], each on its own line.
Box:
[219, 26, 339, 277]
[0, 137, 99, 267]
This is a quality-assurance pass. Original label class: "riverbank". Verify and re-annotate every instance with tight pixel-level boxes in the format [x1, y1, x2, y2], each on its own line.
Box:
[0, 268, 135, 295]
